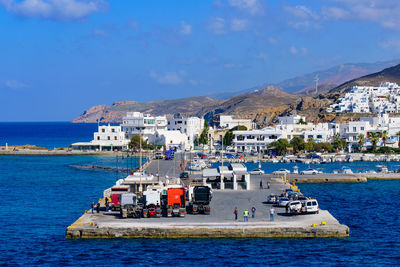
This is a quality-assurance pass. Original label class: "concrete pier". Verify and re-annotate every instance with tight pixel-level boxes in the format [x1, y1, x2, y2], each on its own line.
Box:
[66, 158, 349, 239]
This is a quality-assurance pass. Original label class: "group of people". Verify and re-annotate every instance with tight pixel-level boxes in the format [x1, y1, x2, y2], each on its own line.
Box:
[91, 197, 111, 214]
[233, 206, 275, 222]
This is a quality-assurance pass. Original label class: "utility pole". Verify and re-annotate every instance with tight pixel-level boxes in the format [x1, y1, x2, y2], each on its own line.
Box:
[315, 74, 319, 94]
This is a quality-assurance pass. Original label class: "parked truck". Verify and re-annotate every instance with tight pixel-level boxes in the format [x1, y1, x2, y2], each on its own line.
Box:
[120, 193, 142, 218]
[110, 186, 130, 211]
[143, 189, 162, 218]
[190, 186, 212, 215]
[164, 149, 175, 160]
[166, 187, 186, 217]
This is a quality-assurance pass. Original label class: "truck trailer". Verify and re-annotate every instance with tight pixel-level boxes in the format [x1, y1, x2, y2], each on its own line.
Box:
[166, 187, 186, 217]
[110, 186, 130, 211]
[190, 186, 212, 215]
[143, 189, 162, 218]
[120, 193, 142, 218]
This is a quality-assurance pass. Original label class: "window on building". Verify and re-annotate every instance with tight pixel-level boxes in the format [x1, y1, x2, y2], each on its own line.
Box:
[361, 127, 364, 131]
[107, 136, 110, 140]
[353, 127, 356, 132]
[317, 135, 322, 139]
[97, 136, 100, 140]
[112, 128, 115, 133]
[114, 136, 117, 140]
[102, 129, 105, 133]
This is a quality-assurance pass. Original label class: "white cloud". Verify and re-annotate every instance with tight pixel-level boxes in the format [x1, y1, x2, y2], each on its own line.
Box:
[289, 46, 308, 55]
[268, 37, 277, 45]
[254, 52, 267, 61]
[284, 5, 318, 20]
[180, 20, 192, 35]
[380, 39, 400, 52]
[5, 80, 27, 89]
[91, 28, 108, 38]
[208, 17, 226, 35]
[321, 6, 350, 20]
[0, 0, 108, 21]
[227, 0, 263, 15]
[125, 19, 140, 30]
[149, 71, 183, 85]
[231, 18, 248, 31]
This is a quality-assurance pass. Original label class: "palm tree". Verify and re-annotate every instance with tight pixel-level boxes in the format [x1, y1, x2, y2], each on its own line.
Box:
[358, 133, 365, 152]
[333, 133, 341, 151]
[369, 132, 379, 152]
[396, 131, 400, 148]
[381, 130, 388, 147]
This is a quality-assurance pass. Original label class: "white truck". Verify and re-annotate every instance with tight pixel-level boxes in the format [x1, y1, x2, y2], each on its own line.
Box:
[120, 193, 142, 218]
[143, 189, 162, 218]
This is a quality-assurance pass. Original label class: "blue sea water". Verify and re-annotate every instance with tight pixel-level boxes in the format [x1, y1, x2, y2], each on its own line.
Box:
[0, 123, 399, 265]
[0, 122, 98, 149]
[1, 155, 399, 266]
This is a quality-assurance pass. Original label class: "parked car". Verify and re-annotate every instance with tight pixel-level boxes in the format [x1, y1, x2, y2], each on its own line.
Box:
[300, 168, 320, 175]
[287, 191, 299, 200]
[287, 200, 302, 214]
[272, 169, 291, 175]
[249, 168, 264, 175]
[267, 194, 278, 204]
[179, 172, 189, 179]
[278, 198, 290, 207]
[303, 199, 319, 214]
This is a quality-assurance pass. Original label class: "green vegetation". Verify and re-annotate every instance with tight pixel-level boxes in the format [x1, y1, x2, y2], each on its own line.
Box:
[129, 135, 155, 150]
[290, 137, 305, 153]
[198, 120, 209, 145]
[369, 132, 379, 152]
[270, 138, 289, 155]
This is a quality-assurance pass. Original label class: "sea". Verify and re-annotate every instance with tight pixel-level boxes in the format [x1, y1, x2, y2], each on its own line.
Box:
[0, 122, 399, 266]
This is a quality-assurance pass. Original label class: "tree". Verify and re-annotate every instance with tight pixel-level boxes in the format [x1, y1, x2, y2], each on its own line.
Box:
[297, 118, 307, 125]
[369, 132, 379, 152]
[333, 133, 342, 151]
[199, 120, 209, 145]
[358, 133, 365, 152]
[304, 138, 315, 152]
[314, 142, 332, 152]
[223, 125, 247, 146]
[129, 135, 147, 151]
[290, 136, 305, 153]
[382, 130, 388, 147]
[271, 138, 289, 155]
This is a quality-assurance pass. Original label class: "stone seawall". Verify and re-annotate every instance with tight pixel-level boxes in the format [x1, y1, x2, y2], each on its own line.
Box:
[66, 224, 349, 239]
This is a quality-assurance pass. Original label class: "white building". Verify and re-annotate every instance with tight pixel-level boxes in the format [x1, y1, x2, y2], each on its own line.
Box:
[122, 112, 167, 141]
[329, 82, 400, 114]
[148, 130, 189, 150]
[277, 115, 306, 125]
[233, 126, 286, 152]
[71, 124, 129, 151]
[167, 114, 204, 147]
[214, 115, 254, 130]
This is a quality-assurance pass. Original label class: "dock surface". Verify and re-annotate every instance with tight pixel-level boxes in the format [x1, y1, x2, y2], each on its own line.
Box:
[66, 158, 349, 238]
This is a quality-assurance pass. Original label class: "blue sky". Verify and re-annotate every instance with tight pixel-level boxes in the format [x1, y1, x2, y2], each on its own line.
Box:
[1, 0, 400, 121]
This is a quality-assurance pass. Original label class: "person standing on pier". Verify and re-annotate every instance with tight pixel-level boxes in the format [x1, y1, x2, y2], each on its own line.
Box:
[91, 202, 94, 214]
[233, 207, 238, 220]
[259, 180, 263, 189]
[251, 206, 256, 218]
[243, 209, 249, 222]
[269, 207, 275, 221]
[267, 182, 270, 189]
[96, 202, 100, 213]
[105, 198, 109, 212]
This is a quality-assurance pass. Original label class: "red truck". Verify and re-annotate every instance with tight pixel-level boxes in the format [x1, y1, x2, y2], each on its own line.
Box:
[166, 187, 186, 217]
[110, 186, 130, 211]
